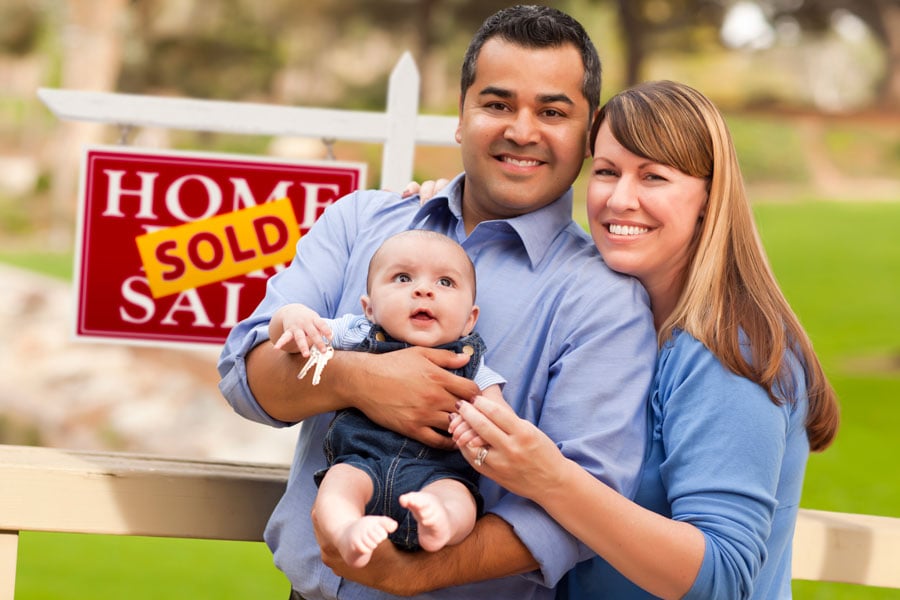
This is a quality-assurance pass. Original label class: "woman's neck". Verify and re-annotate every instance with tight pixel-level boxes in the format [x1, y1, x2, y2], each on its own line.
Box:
[642, 274, 684, 332]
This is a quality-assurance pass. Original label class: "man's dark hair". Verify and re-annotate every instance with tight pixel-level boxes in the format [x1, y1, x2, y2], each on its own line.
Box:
[460, 5, 602, 118]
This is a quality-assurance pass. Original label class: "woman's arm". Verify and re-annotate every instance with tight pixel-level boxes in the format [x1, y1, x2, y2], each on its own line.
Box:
[452, 396, 705, 600]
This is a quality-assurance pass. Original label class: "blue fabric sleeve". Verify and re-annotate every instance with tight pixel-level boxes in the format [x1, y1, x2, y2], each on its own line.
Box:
[657, 334, 791, 599]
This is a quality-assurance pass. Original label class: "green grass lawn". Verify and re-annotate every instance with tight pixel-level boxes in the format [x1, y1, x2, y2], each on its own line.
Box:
[7, 200, 900, 598]
[14, 533, 289, 599]
[758, 201, 900, 599]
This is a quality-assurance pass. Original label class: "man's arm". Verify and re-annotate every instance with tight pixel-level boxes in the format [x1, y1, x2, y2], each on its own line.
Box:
[316, 514, 538, 596]
[246, 340, 480, 447]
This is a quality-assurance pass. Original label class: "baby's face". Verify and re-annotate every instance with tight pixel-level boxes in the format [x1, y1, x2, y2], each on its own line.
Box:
[363, 236, 477, 348]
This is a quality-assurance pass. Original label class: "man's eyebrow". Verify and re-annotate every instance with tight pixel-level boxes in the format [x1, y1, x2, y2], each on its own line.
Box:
[539, 93, 575, 106]
[477, 86, 575, 106]
[478, 86, 512, 99]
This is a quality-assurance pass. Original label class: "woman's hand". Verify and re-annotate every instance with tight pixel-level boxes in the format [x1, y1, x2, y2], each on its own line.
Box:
[401, 179, 450, 203]
[450, 395, 565, 500]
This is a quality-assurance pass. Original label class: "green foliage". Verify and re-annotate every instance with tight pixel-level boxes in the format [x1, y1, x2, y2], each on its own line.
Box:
[0, 197, 33, 235]
[171, 131, 274, 157]
[0, 414, 42, 445]
[726, 115, 810, 183]
[0, 1, 41, 55]
[0, 250, 73, 279]
[823, 123, 900, 179]
[119, 35, 281, 100]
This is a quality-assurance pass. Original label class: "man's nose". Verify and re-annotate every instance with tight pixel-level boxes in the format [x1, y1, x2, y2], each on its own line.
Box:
[504, 111, 540, 145]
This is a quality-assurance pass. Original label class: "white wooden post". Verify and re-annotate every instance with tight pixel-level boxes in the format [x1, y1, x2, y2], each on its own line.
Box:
[0, 532, 16, 600]
[37, 53, 458, 189]
[381, 52, 419, 191]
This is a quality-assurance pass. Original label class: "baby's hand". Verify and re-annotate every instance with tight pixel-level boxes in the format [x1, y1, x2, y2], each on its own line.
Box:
[271, 304, 333, 356]
[401, 179, 450, 203]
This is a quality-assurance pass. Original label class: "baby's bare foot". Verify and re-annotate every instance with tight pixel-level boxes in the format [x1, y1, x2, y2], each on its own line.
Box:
[400, 491, 453, 552]
[337, 516, 398, 568]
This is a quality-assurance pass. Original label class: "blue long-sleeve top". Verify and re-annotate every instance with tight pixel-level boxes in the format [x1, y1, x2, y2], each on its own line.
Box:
[559, 329, 810, 599]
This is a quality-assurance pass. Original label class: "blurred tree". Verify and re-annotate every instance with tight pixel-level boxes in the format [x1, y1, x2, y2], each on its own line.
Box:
[311, 0, 516, 107]
[120, 0, 281, 100]
[0, 1, 42, 55]
[610, 0, 725, 86]
[601, 0, 899, 109]
[751, 0, 900, 108]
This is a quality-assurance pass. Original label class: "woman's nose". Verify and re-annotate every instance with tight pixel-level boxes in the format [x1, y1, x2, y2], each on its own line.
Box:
[606, 178, 639, 212]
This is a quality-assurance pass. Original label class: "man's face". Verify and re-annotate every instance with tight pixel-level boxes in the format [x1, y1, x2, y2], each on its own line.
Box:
[456, 38, 592, 229]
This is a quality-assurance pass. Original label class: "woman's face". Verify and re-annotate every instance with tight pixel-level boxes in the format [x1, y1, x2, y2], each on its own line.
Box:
[586, 121, 708, 294]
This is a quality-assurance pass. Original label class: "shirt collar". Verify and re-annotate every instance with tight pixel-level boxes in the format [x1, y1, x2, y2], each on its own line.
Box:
[410, 173, 577, 268]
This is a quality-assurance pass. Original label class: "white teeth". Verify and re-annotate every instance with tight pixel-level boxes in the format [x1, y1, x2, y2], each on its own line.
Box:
[609, 223, 649, 236]
[502, 156, 541, 167]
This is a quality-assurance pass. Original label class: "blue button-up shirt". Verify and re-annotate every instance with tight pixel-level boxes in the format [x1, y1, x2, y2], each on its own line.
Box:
[217, 175, 656, 600]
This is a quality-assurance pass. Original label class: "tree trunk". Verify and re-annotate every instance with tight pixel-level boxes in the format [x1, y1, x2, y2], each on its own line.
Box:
[876, 0, 900, 109]
[49, 0, 128, 246]
[616, 0, 645, 87]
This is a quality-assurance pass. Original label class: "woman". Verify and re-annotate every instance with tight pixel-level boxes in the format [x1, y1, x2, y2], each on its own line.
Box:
[448, 80, 839, 599]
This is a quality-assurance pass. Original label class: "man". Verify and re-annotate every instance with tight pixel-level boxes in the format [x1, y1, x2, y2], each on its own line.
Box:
[217, 6, 656, 599]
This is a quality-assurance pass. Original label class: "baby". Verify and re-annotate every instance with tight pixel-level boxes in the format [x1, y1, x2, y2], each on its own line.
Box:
[269, 229, 504, 567]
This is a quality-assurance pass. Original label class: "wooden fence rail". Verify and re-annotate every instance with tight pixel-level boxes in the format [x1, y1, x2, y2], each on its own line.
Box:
[2, 444, 899, 599]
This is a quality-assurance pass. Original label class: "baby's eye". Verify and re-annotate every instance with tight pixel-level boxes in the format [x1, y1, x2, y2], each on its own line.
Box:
[394, 274, 412, 283]
[437, 277, 454, 287]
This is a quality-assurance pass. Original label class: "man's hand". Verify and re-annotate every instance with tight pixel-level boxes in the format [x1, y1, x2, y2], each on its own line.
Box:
[349, 346, 480, 449]
[246, 339, 479, 438]
[313, 504, 419, 596]
[313, 506, 538, 595]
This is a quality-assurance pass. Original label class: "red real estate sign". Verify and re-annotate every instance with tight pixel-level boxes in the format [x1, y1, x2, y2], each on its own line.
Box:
[75, 146, 366, 347]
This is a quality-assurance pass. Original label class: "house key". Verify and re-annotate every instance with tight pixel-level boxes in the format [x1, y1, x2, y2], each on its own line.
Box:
[297, 344, 334, 385]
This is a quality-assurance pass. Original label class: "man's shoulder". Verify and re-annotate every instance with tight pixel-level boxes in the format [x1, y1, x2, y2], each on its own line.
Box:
[552, 224, 635, 281]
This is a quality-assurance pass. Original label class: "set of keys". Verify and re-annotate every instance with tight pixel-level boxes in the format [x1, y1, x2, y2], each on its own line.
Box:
[297, 344, 334, 386]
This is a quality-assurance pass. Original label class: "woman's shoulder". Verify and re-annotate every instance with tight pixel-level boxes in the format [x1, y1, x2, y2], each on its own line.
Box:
[656, 329, 761, 399]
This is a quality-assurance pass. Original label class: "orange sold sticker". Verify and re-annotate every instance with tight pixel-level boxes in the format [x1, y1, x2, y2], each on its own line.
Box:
[136, 197, 300, 298]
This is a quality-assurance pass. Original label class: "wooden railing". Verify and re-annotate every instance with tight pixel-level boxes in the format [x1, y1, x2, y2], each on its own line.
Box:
[2, 444, 898, 599]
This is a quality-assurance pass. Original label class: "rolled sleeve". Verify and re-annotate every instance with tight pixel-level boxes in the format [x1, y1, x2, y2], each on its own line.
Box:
[216, 320, 294, 427]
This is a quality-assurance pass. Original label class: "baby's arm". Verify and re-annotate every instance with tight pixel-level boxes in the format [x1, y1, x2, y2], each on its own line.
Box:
[478, 384, 504, 405]
[449, 384, 503, 449]
[268, 303, 333, 356]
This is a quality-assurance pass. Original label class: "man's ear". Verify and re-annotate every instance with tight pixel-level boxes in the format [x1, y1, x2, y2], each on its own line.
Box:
[455, 95, 464, 144]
